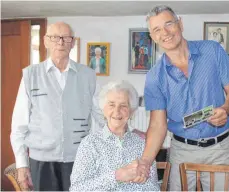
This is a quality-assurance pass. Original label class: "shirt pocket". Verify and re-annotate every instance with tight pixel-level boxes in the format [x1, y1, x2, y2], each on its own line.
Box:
[30, 88, 49, 107]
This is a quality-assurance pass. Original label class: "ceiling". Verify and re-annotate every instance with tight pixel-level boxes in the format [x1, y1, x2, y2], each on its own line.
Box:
[2, 1, 229, 19]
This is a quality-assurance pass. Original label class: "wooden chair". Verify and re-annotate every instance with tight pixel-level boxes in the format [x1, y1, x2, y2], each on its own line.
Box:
[4, 163, 22, 191]
[180, 163, 229, 191]
[157, 162, 171, 191]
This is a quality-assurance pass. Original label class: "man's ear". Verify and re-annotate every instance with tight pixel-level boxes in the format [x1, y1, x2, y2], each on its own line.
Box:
[149, 33, 158, 44]
[71, 37, 76, 49]
[43, 36, 49, 49]
[178, 16, 184, 32]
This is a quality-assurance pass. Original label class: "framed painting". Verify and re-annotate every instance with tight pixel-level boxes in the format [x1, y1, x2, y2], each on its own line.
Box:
[69, 37, 80, 63]
[204, 22, 229, 54]
[128, 28, 155, 74]
[87, 42, 110, 76]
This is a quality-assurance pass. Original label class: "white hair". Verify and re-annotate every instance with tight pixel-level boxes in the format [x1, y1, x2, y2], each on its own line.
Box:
[95, 47, 102, 53]
[99, 80, 139, 112]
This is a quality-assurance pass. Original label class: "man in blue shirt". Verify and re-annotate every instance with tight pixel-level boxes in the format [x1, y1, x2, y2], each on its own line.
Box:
[138, 5, 229, 191]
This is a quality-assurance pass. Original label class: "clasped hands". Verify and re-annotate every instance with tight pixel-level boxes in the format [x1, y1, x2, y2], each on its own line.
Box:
[115, 158, 151, 184]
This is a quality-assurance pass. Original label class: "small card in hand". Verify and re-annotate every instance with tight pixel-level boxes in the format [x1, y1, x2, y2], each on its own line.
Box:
[183, 105, 214, 128]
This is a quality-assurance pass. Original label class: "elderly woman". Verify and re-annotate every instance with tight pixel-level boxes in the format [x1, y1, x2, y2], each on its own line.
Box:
[89, 47, 106, 74]
[69, 80, 160, 191]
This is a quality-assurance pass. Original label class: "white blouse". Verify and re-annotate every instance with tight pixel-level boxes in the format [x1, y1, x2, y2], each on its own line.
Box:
[70, 125, 160, 191]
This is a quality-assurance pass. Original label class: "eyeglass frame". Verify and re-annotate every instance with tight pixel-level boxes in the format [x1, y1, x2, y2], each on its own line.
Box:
[150, 19, 180, 35]
[46, 35, 74, 43]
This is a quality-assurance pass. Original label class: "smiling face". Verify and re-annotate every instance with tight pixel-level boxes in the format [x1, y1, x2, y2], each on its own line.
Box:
[44, 22, 75, 60]
[148, 11, 184, 51]
[103, 90, 131, 132]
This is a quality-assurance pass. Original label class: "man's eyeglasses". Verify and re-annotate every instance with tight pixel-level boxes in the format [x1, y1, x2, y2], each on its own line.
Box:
[152, 20, 179, 35]
[46, 35, 74, 43]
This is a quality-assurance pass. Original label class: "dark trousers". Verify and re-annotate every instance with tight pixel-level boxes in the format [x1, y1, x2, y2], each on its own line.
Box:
[30, 158, 74, 191]
[135, 55, 139, 67]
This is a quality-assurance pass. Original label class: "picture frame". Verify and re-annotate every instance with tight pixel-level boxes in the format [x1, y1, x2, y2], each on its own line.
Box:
[87, 42, 110, 76]
[204, 22, 229, 54]
[128, 28, 155, 74]
[70, 37, 80, 63]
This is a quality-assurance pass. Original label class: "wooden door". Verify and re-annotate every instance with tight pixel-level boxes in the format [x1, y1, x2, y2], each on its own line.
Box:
[1, 20, 31, 191]
[1, 19, 46, 191]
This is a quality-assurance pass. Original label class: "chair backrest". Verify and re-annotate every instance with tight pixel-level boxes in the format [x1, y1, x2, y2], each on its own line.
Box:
[157, 162, 171, 191]
[4, 163, 21, 191]
[180, 163, 229, 191]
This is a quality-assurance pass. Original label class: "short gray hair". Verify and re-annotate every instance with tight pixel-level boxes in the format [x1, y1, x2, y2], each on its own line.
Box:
[99, 80, 139, 112]
[146, 5, 178, 27]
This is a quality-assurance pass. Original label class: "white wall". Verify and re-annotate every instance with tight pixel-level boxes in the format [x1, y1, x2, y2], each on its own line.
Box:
[48, 14, 229, 95]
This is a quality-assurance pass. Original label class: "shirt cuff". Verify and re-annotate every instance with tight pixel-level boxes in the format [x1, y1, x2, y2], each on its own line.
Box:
[16, 155, 29, 168]
[222, 81, 229, 87]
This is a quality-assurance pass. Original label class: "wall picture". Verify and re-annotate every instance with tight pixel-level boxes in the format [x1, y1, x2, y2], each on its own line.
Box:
[128, 28, 155, 74]
[204, 22, 229, 54]
[87, 42, 110, 76]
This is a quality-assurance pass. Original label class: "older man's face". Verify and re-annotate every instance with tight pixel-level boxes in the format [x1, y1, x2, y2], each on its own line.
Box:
[44, 23, 74, 59]
[148, 11, 183, 51]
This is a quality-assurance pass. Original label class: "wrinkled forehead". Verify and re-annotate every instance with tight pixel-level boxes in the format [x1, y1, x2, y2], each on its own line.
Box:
[106, 90, 130, 101]
[46, 23, 73, 36]
[148, 11, 177, 30]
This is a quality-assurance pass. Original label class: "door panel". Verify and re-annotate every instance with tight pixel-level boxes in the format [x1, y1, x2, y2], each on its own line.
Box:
[1, 20, 30, 191]
[1, 18, 46, 191]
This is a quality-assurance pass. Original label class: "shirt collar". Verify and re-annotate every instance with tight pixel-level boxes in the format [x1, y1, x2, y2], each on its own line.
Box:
[102, 124, 131, 141]
[45, 58, 78, 73]
[187, 41, 200, 57]
[163, 40, 200, 67]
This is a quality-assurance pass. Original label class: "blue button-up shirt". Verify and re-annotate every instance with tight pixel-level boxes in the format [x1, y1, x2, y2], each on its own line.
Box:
[144, 40, 229, 139]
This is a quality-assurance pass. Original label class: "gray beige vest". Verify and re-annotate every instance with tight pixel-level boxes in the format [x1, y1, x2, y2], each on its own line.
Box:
[23, 59, 96, 162]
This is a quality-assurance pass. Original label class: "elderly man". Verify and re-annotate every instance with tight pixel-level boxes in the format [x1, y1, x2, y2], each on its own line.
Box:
[137, 5, 229, 191]
[10, 22, 104, 191]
